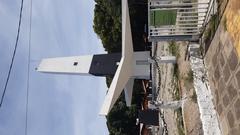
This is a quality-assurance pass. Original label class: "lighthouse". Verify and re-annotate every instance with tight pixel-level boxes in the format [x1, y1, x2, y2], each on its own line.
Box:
[37, 0, 175, 115]
[37, 0, 150, 116]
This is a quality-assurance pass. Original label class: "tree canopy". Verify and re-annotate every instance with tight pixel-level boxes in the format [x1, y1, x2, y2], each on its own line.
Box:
[93, 0, 122, 53]
[93, 0, 148, 53]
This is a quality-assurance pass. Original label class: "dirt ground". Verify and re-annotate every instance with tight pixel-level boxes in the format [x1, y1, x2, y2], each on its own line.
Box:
[176, 42, 203, 135]
[157, 41, 179, 135]
[156, 41, 203, 135]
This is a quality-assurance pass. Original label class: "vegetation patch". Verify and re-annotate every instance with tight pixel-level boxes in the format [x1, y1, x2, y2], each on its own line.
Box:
[150, 10, 177, 26]
[172, 64, 180, 101]
[169, 41, 179, 57]
[175, 108, 185, 135]
[171, 43, 180, 100]
[171, 54, 185, 135]
[203, 13, 219, 54]
[204, 14, 217, 42]
[223, 16, 227, 31]
[185, 70, 193, 83]
[191, 90, 198, 103]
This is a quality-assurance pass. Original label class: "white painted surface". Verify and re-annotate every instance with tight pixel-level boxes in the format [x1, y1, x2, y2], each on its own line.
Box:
[99, 0, 134, 115]
[37, 55, 93, 75]
[124, 78, 134, 106]
[155, 56, 176, 64]
[189, 44, 222, 135]
[133, 51, 151, 79]
[37, 0, 151, 116]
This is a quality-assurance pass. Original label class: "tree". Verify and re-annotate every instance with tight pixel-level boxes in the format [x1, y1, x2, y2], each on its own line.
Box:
[93, 0, 148, 53]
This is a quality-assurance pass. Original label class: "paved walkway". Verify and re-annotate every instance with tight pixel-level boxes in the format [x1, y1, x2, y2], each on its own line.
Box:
[156, 42, 179, 135]
[204, 0, 240, 134]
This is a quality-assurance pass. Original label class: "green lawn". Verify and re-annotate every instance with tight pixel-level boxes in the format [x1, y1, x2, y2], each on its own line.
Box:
[150, 10, 177, 26]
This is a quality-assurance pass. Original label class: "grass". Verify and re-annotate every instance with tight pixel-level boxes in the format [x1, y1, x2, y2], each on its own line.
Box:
[191, 90, 198, 103]
[184, 69, 195, 92]
[169, 45, 185, 135]
[172, 64, 180, 100]
[199, 44, 204, 56]
[223, 16, 227, 31]
[150, 10, 177, 26]
[173, 86, 181, 100]
[175, 108, 185, 135]
[173, 71, 185, 135]
[168, 41, 179, 57]
[203, 14, 218, 43]
[170, 50, 185, 135]
[171, 42, 180, 100]
[185, 70, 193, 83]
[173, 64, 179, 80]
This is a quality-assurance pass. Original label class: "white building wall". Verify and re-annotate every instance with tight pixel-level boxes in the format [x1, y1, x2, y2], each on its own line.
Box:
[37, 55, 93, 75]
[133, 51, 151, 79]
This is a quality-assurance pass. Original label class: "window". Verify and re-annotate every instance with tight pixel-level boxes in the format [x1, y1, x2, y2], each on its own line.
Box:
[73, 62, 78, 66]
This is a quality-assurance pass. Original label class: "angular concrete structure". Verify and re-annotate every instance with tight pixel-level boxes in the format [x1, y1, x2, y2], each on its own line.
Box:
[37, 0, 177, 116]
[37, 0, 150, 116]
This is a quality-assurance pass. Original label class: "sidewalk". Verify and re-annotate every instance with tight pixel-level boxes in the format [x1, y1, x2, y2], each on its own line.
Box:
[204, 0, 240, 134]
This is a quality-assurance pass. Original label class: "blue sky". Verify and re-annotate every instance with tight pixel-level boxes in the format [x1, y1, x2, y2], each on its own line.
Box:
[0, 0, 109, 135]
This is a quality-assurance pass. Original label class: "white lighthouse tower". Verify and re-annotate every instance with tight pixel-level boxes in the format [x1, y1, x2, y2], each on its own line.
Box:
[37, 0, 147, 115]
[37, 52, 151, 79]
[37, 0, 175, 116]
